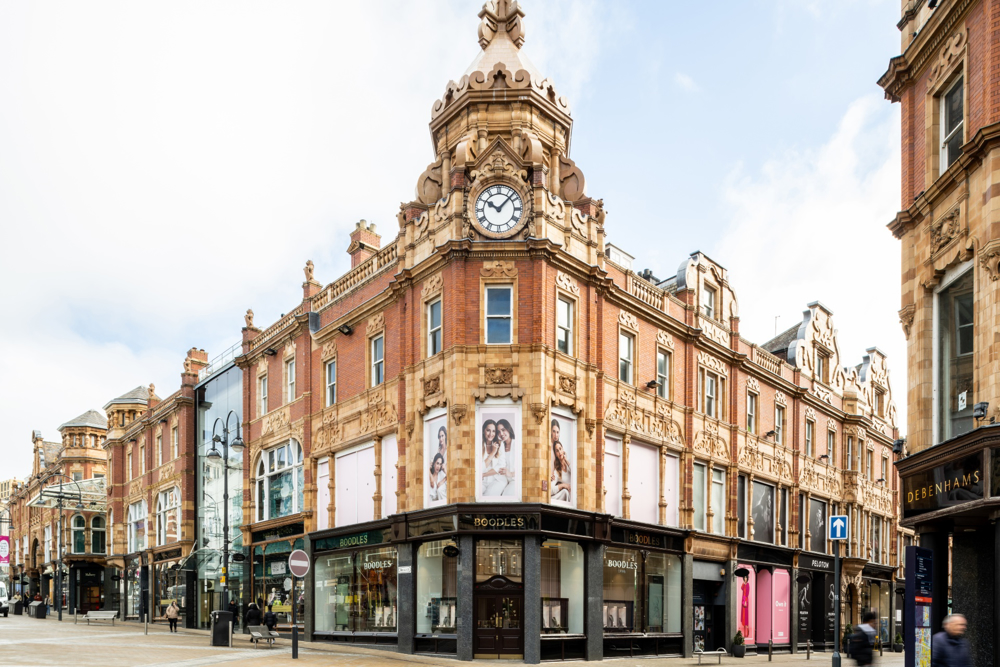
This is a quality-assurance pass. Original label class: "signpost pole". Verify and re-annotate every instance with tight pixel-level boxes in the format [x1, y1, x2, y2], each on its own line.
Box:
[292, 573, 298, 659]
[833, 546, 841, 667]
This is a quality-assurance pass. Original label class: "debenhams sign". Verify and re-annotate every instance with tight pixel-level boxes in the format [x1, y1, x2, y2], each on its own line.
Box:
[903, 451, 983, 519]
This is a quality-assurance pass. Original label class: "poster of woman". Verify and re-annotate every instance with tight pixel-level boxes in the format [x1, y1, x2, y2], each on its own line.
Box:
[424, 411, 448, 507]
[549, 410, 576, 508]
[476, 403, 521, 501]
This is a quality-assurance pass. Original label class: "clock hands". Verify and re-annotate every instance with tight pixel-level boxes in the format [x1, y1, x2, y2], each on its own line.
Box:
[485, 191, 515, 214]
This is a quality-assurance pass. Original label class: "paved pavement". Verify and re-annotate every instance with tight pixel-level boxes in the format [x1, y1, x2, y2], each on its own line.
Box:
[0, 614, 904, 666]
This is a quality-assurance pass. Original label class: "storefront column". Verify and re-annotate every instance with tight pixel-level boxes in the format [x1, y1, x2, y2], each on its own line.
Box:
[396, 541, 416, 655]
[456, 534, 474, 661]
[725, 559, 738, 654]
[918, 530, 949, 634]
[304, 534, 314, 642]
[523, 535, 541, 664]
[184, 569, 196, 628]
[952, 525, 995, 665]
[682, 553, 693, 658]
[103, 567, 116, 614]
[789, 566, 798, 654]
[583, 541, 603, 661]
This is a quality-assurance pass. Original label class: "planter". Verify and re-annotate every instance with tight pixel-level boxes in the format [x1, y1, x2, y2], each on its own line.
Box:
[894, 644, 903, 653]
[732, 644, 746, 658]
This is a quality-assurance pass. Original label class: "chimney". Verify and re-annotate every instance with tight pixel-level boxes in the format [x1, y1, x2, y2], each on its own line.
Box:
[348, 219, 381, 268]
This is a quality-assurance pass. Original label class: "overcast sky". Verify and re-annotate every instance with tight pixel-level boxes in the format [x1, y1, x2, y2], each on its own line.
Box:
[0, 0, 904, 477]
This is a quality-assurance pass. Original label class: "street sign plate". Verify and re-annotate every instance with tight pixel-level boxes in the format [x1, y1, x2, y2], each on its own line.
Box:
[830, 515, 849, 540]
[288, 549, 310, 577]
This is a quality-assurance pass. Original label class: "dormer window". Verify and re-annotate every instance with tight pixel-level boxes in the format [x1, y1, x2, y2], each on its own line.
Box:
[816, 350, 830, 385]
[702, 285, 716, 319]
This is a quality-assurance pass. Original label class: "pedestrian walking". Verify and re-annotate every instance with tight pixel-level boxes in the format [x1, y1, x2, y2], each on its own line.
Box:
[244, 603, 261, 628]
[932, 614, 972, 667]
[850, 609, 877, 666]
[165, 601, 180, 633]
[263, 604, 277, 632]
[228, 599, 238, 634]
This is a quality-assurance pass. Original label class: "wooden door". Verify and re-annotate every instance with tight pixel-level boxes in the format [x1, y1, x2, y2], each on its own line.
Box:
[474, 593, 523, 658]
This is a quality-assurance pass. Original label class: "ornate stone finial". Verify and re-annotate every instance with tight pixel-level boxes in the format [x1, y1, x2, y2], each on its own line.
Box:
[304, 260, 315, 282]
[478, 0, 525, 50]
[245, 308, 254, 328]
[148, 383, 155, 399]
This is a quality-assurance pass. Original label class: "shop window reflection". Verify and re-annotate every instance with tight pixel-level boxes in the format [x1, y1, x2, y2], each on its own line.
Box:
[417, 540, 458, 634]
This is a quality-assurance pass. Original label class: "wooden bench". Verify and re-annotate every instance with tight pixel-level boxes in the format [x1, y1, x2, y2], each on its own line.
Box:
[80, 611, 119, 626]
[695, 648, 728, 664]
[248, 625, 280, 648]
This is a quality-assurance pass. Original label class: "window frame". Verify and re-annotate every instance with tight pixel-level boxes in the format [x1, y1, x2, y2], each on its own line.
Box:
[71, 514, 86, 554]
[484, 285, 514, 345]
[775, 404, 785, 445]
[140, 444, 145, 475]
[747, 391, 758, 435]
[933, 263, 974, 444]
[827, 428, 835, 462]
[156, 487, 180, 546]
[816, 349, 830, 385]
[258, 373, 268, 417]
[371, 334, 385, 386]
[940, 76, 964, 171]
[556, 294, 574, 356]
[656, 349, 671, 399]
[427, 298, 443, 357]
[91, 515, 106, 554]
[325, 359, 337, 407]
[156, 433, 163, 468]
[618, 329, 635, 385]
[285, 358, 296, 403]
[171, 426, 178, 460]
[710, 467, 726, 535]
[692, 461, 708, 532]
[805, 420, 814, 458]
[702, 284, 716, 320]
[255, 440, 305, 522]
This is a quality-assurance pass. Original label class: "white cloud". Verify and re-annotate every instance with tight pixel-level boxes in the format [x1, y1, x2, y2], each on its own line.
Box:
[0, 0, 610, 476]
[713, 95, 906, 432]
[674, 72, 700, 92]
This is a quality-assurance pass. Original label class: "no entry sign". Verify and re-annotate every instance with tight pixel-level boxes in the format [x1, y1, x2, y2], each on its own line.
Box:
[288, 549, 310, 578]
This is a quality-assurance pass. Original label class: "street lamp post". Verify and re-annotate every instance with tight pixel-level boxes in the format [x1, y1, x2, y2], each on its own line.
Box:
[206, 410, 244, 614]
[36, 473, 82, 622]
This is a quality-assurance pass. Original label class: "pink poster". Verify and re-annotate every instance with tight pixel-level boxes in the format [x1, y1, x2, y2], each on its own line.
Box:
[772, 568, 790, 643]
[737, 563, 756, 643]
[0, 535, 8, 565]
[756, 569, 772, 642]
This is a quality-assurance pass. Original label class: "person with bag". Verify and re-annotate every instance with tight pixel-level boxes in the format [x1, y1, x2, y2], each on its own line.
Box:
[850, 609, 877, 666]
[932, 614, 971, 667]
[165, 601, 180, 633]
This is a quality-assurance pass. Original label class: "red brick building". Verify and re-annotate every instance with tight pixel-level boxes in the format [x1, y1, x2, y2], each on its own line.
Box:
[233, 1, 905, 662]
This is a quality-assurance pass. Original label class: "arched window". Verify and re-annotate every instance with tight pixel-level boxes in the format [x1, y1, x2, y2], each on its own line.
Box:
[91, 516, 106, 554]
[255, 441, 304, 521]
[127, 500, 147, 553]
[72, 515, 86, 554]
[157, 488, 180, 545]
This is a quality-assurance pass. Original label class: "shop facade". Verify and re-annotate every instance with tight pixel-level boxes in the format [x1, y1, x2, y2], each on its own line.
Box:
[304, 505, 686, 662]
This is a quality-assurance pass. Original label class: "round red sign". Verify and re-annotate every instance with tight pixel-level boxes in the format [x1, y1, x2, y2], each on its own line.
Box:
[288, 549, 310, 577]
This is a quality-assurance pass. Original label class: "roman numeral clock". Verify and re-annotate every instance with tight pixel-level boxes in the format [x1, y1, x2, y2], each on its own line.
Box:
[471, 183, 528, 239]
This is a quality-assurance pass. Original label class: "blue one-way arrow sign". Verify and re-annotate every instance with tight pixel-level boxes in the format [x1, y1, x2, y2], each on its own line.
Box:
[830, 515, 849, 541]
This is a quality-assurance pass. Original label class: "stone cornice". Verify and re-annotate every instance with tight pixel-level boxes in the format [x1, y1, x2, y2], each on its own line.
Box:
[878, 0, 975, 102]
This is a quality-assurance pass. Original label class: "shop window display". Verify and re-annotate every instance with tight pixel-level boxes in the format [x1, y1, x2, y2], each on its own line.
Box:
[602, 547, 681, 635]
[541, 540, 583, 634]
[417, 540, 458, 634]
[254, 540, 305, 628]
[315, 546, 398, 633]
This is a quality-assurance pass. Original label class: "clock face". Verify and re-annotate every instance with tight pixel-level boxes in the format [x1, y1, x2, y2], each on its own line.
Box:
[474, 184, 523, 236]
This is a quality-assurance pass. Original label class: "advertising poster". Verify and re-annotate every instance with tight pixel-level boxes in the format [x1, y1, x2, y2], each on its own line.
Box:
[424, 411, 449, 508]
[737, 563, 756, 643]
[809, 498, 826, 553]
[0, 535, 8, 566]
[752, 481, 775, 542]
[797, 575, 812, 639]
[476, 403, 522, 501]
[549, 409, 576, 508]
[772, 568, 790, 642]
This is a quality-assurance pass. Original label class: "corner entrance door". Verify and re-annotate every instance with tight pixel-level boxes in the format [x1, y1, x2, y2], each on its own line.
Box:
[473, 539, 524, 659]
[474, 594, 523, 658]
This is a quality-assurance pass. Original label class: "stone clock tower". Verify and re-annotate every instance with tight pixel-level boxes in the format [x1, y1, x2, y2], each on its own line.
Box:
[396, 0, 606, 270]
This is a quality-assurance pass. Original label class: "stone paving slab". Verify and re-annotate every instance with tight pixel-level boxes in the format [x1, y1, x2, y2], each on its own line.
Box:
[0, 615, 904, 667]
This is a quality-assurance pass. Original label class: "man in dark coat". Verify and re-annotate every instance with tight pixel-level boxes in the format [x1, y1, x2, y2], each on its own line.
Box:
[932, 614, 972, 667]
[263, 604, 278, 631]
[228, 600, 238, 633]
[244, 603, 262, 628]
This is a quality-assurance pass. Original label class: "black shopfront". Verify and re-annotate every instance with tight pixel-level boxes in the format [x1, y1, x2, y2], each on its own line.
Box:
[795, 554, 835, 651]
[896, 425, 1000, 667]
[305, 504, 688, 663]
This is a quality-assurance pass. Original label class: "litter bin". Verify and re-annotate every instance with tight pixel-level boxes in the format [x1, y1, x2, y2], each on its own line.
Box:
[210, 610, 233, 647]
[13, 600, 23, 616]
[28, 601, 45, 619]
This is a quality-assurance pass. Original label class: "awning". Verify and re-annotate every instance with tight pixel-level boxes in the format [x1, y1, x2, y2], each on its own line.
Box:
[27, 478, 107, 512]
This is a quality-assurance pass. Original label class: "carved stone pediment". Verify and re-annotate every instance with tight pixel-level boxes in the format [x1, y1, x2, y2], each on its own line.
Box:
[360, 392, 398, 434]
[321, 340, 337, 361]
[603, 395, 684, 447]
[693, 421, 729, 461]
[262, 407, 291, 437]
[656, 331, 675, 350]
[367, 313, 385, 336]
[619, 311, 638, 330]
[481, 261, 518, 278]
[422, 273, 444, 299]
[698, 352, 728, 377]
[555, 271, 579, 295]
[468, 138, 528, 186]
